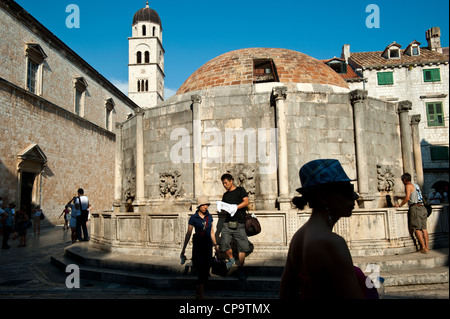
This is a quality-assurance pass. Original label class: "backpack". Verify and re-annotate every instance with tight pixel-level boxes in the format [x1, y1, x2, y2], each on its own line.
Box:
[414, 183, 432, 217]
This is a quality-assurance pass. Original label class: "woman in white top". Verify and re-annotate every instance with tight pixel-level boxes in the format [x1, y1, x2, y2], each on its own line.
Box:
[33, 205, 43, 235]
[69, 203, 81, 243]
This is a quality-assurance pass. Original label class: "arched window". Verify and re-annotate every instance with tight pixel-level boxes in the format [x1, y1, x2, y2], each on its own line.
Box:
[142, 25, 146, 36]
[145, 80, 149, 92]
[136, 51, 142, 64]
[153, 26, 156, 36]
[137, 80, 141, 92]
[145, 51, 150, 63]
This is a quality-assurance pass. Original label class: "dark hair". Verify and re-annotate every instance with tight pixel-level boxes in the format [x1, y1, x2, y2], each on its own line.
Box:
[292, 186, 329, 210]
[221, 173, 233, 182]
[292, 195, 310, 210]
[401, 173, 411, 182]
[292, 182, 355, 210]
[78, 188, 84, 195]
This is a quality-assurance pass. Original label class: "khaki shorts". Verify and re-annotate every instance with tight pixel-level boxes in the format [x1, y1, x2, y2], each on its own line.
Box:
[408, 205, 428, 231]
[220, 222, 251, 253]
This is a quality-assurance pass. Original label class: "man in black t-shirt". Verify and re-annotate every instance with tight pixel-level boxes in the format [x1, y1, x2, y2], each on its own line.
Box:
[220, 174, 250, 280]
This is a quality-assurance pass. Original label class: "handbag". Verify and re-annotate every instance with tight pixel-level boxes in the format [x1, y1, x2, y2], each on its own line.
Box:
[40, 212, 45, 220]
[245, 213, 261, 236]
[211, 253, 227, 276]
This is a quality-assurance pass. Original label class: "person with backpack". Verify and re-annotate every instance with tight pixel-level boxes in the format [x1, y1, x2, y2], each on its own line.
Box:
[396, 173, 429, 254]
[74, 188, 90, 241]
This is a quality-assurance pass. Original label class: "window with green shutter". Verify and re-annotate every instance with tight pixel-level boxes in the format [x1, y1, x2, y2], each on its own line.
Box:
[377, 72, 394, 85]
[426, 102, 445, 127]
[423, 68, 441, 82]
[430, 146, 449, 161]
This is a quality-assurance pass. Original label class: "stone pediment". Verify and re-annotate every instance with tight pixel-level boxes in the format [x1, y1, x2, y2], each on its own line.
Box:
[17, 144, 47, 173]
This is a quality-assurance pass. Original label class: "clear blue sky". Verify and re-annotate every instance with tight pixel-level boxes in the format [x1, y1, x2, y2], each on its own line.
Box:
[15, 0, 449, 98]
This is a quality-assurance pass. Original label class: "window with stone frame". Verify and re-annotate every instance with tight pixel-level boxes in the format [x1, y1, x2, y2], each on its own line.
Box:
[389, 48, 400, 59]
[137, 51, 142, 64]
[326, 60, 347, 74]
[25, 44, 47, 95]
[253, 59, 279, 83]
[426, 102, 445, 127]
[377, 71, 394, 85]
[27, 59, 39, 93]
[105, 98, 115, 131]
[423, 68, 441, 82]
[73, 77, 88, 117]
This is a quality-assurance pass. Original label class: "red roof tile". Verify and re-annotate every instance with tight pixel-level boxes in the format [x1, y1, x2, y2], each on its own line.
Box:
[177, 48, 348, 95]
[349, 48, 448, 69]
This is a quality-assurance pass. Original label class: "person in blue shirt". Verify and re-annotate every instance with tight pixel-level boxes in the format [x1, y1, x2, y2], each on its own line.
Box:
[181, 196, 219, 299]
[1, 202, 16, 249]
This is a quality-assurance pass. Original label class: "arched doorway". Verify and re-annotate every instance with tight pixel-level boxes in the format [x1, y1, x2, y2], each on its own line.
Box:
[16, 144, 47, 217]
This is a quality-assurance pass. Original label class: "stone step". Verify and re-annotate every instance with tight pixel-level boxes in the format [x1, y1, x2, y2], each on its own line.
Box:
[51, 245, 449, 292]
[63, 244, 448, 276]
[51, 255, 281, 292]
[353, 247, 449, 272]
[381, 266, 449, 286]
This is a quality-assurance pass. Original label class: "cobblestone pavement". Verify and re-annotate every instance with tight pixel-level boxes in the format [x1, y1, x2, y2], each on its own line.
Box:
[1, 226, 448, 300]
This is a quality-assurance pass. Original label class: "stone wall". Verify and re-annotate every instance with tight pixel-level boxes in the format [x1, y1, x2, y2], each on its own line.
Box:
[0, 5, 136, 134]
[90, 204, 449, 257]
[117, 84, 408, 211]
[0, 79, 116, 224]
[0, 2, 141, 224]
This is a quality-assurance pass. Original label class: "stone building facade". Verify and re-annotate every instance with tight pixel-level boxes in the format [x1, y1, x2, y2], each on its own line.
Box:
[335, 27, 449, 195]
[0, 0, 139, 222]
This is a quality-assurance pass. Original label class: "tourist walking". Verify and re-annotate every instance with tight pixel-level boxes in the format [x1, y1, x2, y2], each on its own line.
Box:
[279, 159, 377, 299]
[181, 196, 219, 299]
[395, 173, 429, 253]
[32, 205, 43, 235]
[218, 173, 250, 281]
[74, 188, 90, 241]
[15, 205, 29, 247]
[59, 205, 71, 231]
[1, 203, 15, 249]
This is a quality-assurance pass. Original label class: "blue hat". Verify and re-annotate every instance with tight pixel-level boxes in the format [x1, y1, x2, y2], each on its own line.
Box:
[296, 159, 355, 193]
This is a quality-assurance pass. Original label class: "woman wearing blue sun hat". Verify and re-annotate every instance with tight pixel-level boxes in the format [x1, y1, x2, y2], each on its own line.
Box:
[279, 159, 379, 299]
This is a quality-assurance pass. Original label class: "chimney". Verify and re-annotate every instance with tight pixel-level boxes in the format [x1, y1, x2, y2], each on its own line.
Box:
[341, 44, 350, 64]
[425, 27, 442, 53]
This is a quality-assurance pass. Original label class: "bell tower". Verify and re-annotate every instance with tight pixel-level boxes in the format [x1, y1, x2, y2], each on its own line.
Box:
[129, 2, 164, 108]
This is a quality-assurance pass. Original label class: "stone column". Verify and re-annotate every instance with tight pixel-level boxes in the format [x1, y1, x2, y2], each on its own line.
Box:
[134, 108, 145, 211]
[350, 90, 369, 195]
[398, 101, 414, 175]
[411, 114, 424, 187]
[113, 122, 123, 212]
[272, 86, 290, 210]
[191, 94, 203, 206]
